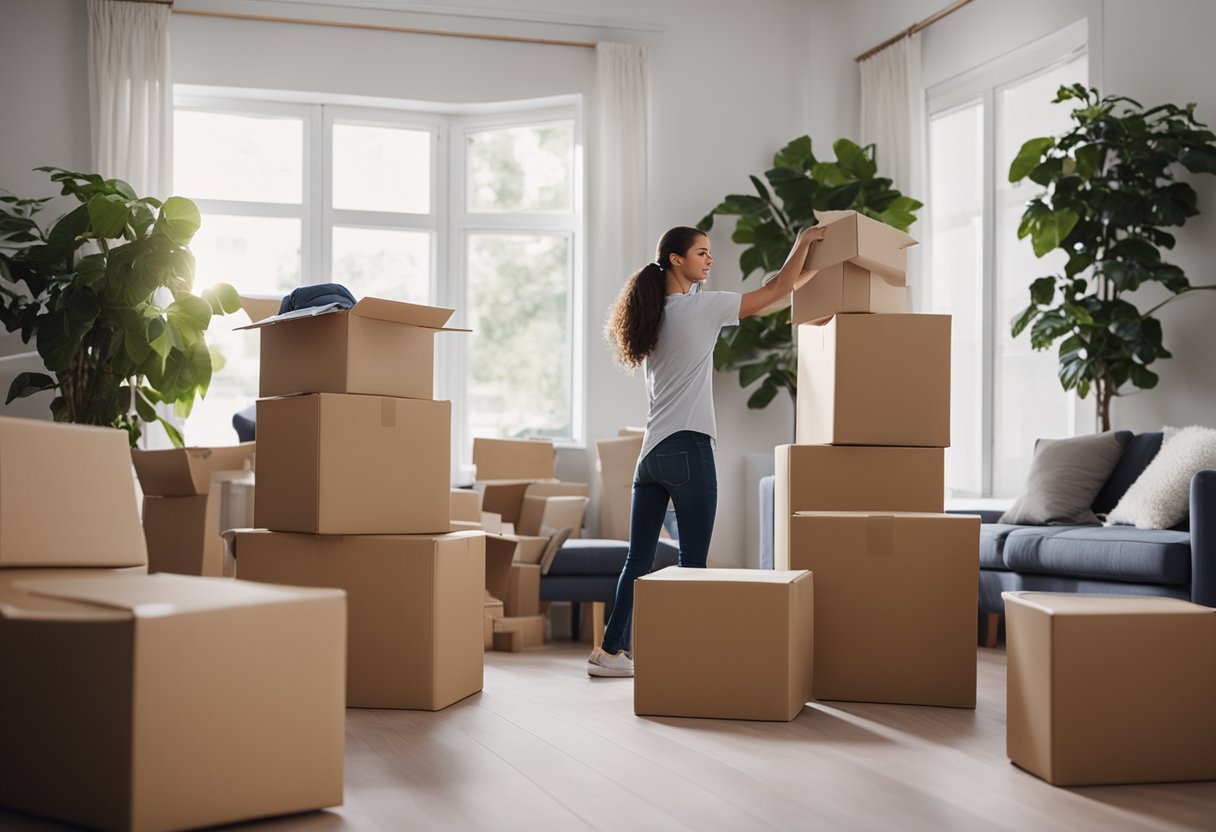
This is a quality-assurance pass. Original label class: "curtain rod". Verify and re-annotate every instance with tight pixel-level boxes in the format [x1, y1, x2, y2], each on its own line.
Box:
[172, 7, 597, 48]
[172, 7, 598, 48]
[854, 0, 975, 62]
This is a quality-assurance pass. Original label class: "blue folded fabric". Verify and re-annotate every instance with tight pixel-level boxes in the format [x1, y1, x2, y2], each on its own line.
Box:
[277, 283, 357, 315]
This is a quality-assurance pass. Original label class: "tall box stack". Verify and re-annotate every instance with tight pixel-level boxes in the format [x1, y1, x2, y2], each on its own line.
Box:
[235, 298, 486, 711]
[776, 210, 980, 708]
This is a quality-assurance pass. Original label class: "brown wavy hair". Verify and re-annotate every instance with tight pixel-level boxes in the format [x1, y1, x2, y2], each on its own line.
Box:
[604, 226, 707, 369]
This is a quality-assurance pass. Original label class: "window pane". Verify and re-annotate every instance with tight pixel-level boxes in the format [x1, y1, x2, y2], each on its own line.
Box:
[331, 227, 430, 303]
[184, 214, 302, 446]
[467, 234, 571, 440]
[190, 215, 302, 297]
[992, 52, 1087, 495]
[467, 123, 573, 213]
[333, 123, 431, 213]
[927, 101, 985, 497]
[174, 110, 303, 204]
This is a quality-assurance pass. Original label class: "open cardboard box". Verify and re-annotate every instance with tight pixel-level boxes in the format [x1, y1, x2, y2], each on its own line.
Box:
[0, 417, 146, 570]
[596, 434, 643, 540]
[133, 444, 256, 576]
[804, 209, 917, 279]
[791, 261, 908, 325]
[239, 297, 469, 399]
[0, 573, 345, 832]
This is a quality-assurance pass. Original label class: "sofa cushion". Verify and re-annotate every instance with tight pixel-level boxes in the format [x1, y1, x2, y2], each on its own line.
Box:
[545, 538, 679, 576]
[1092, 431, 1161, 515]
[1002, 525, 1191, 585]
[1106, 426, 1216, 530]
[979, 524, 1025, 570]
[1000, 432, 1127, 525]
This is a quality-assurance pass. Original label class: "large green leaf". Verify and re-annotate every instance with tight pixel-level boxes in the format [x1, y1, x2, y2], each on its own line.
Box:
[1009, 137, 1056, 182]
[87, 194, 130, 239]
[166, 294, 212, 336]
[773, 136, 814, 172]
[202, 282, 242, 315]
[833, 139, 876, 179]
[156, 197, 202, 245]
[5, 371, 56, 404]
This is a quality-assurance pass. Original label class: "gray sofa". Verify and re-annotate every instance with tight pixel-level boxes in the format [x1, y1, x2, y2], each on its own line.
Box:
[759, 431, 1216, 642]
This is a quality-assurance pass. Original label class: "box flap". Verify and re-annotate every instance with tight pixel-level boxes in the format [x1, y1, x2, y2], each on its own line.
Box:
[239, 295, 282, 323]
[237, 297, 470, 333]
[2, 573, 342, 621]
[1003, 591, 1216, 617]
[132, 443, 255, 496]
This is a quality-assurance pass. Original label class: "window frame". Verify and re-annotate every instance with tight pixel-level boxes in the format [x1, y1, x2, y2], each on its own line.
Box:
[924, 20, 1094, 498]
[172, 88, 585, 475]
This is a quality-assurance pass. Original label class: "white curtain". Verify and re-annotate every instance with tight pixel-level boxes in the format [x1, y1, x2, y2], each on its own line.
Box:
[88, 0, 173, 199]
[593, 43, 650, 281]
[859, 32, 925, 306]
[859, 32, 924, 197]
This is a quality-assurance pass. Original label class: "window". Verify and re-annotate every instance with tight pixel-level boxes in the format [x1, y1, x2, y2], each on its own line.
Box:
[925, 26, 1088, 497]
[173, 92, 582, 473]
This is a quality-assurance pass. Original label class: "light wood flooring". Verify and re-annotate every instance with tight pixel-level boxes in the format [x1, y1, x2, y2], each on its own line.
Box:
[3, 643, 1215, 831]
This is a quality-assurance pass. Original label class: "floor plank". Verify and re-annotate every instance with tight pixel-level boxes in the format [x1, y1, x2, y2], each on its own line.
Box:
[1, 645, 1214, 831]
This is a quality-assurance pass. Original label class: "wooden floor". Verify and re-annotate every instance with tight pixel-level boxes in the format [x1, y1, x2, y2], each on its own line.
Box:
[3, 643, 1215, 832]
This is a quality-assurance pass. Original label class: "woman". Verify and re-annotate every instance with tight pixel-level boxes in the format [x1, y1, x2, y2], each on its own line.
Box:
[588, 223, 826, 677]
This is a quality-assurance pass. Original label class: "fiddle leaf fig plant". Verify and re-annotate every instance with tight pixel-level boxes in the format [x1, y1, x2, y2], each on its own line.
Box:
[699, 136, 921, 408]
[1009, 85, 1216, 431]
[0, 167, 240, 446]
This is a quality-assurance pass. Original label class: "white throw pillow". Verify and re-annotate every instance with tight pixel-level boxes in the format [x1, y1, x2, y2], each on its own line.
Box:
[1106, 425, 1216, 529]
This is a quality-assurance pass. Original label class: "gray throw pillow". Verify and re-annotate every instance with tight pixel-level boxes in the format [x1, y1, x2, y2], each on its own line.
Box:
[999, 432, 1127, 525]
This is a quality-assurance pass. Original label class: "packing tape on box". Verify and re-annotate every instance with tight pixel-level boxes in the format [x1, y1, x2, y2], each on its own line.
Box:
[866, 515, 895, 557]
[381, 397, 396, 428]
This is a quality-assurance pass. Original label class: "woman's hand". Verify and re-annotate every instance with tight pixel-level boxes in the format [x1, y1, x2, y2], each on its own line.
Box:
[797, 224, 827, 248]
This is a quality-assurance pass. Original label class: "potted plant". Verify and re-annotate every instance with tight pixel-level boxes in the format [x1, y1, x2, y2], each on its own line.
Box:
[699, 137, 921, 408]
[0, 167, 240, 446]
[1008, 85, 1216, 431]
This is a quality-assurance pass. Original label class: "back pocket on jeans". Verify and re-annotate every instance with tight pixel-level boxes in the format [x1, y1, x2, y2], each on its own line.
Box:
[655, 451, 690, 487]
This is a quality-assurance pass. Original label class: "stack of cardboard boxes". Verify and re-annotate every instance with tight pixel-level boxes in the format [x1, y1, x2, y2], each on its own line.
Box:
[0, 418, 345, 831]
[473, 437, 589, 651]
[775, 210, 981, 709]
[233, 298, 487, 711]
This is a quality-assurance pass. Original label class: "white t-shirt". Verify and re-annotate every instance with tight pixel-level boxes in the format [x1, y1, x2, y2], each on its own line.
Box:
[640, 288, 742, 462]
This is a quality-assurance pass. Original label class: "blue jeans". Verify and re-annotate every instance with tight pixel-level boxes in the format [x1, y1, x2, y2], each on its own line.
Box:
[601, 430, 717, 655]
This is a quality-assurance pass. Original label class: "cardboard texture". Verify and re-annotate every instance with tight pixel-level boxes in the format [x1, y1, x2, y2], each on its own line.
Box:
[240, 297, 468, 399]
[796, 314, 951, 447]
[791, 261, 908, 326]
[235, 530, 485, 711]
[484, 596, 505, 651]
[634, 568, 814, 721]
[491, 614, 545, 651]
[596, 434, 643, 539]
[451, 488, 481, 522]
[506, 563, 541, 617]
[1004, 592, 1216, 786]
[473, 437, 554, 481]
[0, 573, 345, 832]
[787, 512, 979, 707]
[804, 210, 917, 279]
[142, 493, 225, 577]
[0, 418, 146, 569]
[255, 394, 450, 534]
[517, 494, 588, 538]
[131, 443, 255, 496]
[774, 444, 944, 567]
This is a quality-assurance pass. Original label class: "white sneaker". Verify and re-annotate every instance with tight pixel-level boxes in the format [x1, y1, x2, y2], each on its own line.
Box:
[587, 647, 634, 678]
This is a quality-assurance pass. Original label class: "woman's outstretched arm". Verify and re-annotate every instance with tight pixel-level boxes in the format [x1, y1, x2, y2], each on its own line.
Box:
[738, 225, 827, 319]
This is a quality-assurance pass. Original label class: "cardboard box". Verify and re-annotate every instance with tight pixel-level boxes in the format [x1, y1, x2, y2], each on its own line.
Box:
[774, 444, 944, 568]
[492, 614, 545, 652]
[517, 494, 587, 538]
[239, 297, 468, 399]
[473, 437, 554, 481]
[451, 488, 481, 523]
[142, 494, 225, 577]
[787, 512, 979, 707]
[0, 417, 146, 569]
[796, 314, 951, 447]
[477, 480, 585, 527]
[1004, 592, 1216, 786]
[255, 394, 450, 534]
[484, 595, 505, 651]
[0, 573, 345, 832]
[596, 434, 643, 540]
[132, 443, 255, 497]
[804, 209, 917, 279]
[791, 261, 908, 325]
[234, 530, 484, 711]
[634, 568, 814, 721]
